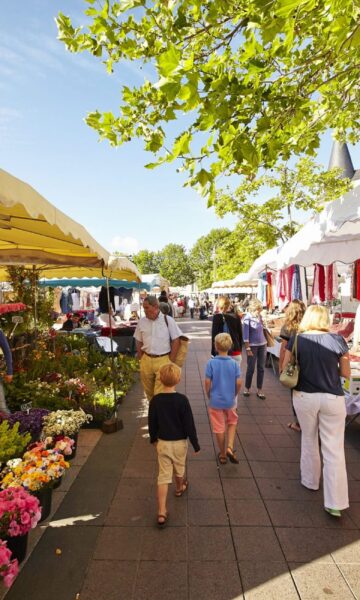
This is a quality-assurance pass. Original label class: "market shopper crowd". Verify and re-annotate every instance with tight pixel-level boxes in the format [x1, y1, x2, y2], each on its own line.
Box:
[142, 293, 354, 525]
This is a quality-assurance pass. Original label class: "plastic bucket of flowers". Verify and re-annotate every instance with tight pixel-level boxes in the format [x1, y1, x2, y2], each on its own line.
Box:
[0, 447, 70, 523]
[0, 487, 41, 563]
[41, 409, 93, 460]
[0, 540, 19, 589]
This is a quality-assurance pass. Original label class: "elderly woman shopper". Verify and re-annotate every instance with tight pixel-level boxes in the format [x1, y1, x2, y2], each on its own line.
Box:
[243, 299, 267, 399]
[279, 300, 306, 432]
[211, 296, 243, 363]
[283, 305, 350, 518]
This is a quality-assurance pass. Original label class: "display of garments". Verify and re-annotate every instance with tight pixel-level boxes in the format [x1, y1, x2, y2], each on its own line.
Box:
[325, 263, 338, 301]
[291, 265, 302, 300]
[53, 288, 62, 313]
[266, 272, 274, 310]
[71, 292, 80, 311]
[60, 290, 69, 314]
[352, 260, 360, 300]
[257, 273, 267, 305]
[311, 264, 325, 303]
[276, 266, 294, 310]
[99, 286, 116, 312]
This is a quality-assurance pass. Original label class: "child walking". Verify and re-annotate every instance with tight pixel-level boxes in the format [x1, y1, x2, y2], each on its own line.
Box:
[205, 333, 242, 465]
[148, 363, 200, 528]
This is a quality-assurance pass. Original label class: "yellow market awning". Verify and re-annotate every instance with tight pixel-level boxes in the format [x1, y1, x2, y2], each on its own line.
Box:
[0, 169, 140, 282]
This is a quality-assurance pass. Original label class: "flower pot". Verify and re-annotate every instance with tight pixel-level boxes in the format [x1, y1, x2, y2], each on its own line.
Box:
[4, 533, 28, 564]
[68, 432, 78, 460]
[33, 487, 53, 522]
[53, 476, 62, 490]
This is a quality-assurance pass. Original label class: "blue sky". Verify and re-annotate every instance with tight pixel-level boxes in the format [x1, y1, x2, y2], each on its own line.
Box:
[1, 1, 359, 256]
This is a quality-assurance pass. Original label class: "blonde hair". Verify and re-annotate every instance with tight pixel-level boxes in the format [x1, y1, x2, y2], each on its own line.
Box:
[284, 300, 306, 333]
[159, 363, 181, 386]
[298, 305, 330, 333]
[215, 333, 233, 352]
[248, 299, 263, 315]
[217, 296, 231, 312]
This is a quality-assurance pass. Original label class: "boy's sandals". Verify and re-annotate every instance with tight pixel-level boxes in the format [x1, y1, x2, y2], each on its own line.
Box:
[175, 480, 189, 497]
[226, 447, 239, 464]
[218, 452, 227, 465]
[157, 513, 169, 528]
[287, 422, 301, 432]
[243, 390, 250, 397]
[256, 392, 266, 400]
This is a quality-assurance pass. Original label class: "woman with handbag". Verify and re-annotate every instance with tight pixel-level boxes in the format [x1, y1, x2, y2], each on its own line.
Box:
[283, 305, 350, 518]
[211, 296, 243, 363]
[242, 299, 267, 399]
[279, 300, 306, 432]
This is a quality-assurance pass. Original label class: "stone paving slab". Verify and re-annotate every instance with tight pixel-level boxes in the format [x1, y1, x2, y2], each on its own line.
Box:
[3, 317, 360, 599]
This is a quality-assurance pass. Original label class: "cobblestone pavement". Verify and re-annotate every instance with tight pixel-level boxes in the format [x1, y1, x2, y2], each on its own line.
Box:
[4, 318, 360, 600]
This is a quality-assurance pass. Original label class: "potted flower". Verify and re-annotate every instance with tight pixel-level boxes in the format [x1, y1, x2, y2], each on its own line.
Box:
[28, 437, 75, 487]
[41, 409, 92, 458]
[0, 422, 31, 465]
[0, 487, 41, 563]
[5, 409, 50, 442]
[0, 540, 19, 588]
[0, 448, 70, 522]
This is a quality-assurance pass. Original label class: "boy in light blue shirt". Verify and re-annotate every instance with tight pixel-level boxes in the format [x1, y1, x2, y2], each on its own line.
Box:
[205, 333, 242, 465]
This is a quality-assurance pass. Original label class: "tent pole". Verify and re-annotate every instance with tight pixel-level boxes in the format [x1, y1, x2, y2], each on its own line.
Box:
[106, 277, 118, 418]
[33, 266, 38, 337]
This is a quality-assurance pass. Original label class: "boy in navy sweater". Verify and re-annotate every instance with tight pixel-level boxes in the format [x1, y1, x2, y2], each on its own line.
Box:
[148, 363, 200, 527]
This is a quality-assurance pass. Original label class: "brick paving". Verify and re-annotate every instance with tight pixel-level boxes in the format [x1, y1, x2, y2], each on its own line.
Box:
[4, 318, 360, 599]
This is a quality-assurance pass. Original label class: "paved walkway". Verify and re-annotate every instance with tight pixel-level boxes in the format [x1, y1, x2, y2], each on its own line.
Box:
[4, 319, 360, 599]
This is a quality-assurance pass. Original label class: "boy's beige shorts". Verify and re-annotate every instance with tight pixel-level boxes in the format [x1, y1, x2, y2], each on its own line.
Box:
[157, 439, 188, 484]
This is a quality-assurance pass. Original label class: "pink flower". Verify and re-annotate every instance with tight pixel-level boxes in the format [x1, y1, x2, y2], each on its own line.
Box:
[0, 540, 19, 588]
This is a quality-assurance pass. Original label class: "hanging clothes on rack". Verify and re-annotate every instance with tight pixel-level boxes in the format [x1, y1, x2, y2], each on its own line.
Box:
[60, 289, 70, 314]
[53, 287, 62, 313]
[352, 260, 360, 300]
[276, 266, 294, 310]
[311, 264, 326, 303]
[325, 263, 339, 301]
[266, 271, 274, 310]
[99, 286, 116, 313]
[291, 265, 302, 300]
[257, 272, 267, 306]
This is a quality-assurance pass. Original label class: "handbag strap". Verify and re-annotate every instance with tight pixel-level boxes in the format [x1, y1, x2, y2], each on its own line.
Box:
[292, 334, 298, 365]
[164, 314, 172, 341]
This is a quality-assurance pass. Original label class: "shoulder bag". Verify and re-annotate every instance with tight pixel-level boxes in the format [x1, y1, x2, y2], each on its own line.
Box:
[164, 315, 190, 368]
[279, 334, 300, 389]
[263, 327, 275, 348]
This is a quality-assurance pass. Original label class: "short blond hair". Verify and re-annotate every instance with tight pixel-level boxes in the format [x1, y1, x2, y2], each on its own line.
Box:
[217, 296, 231, 312]
[215, 333, 233, 352]
[248, 299, 263, 315]
[159, 363, 181, 386]
[298, 305, 330, 333]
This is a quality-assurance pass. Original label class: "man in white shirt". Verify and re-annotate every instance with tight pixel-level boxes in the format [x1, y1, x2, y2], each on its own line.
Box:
[188, 297, 195, 319]
[134, 296, 182, 400]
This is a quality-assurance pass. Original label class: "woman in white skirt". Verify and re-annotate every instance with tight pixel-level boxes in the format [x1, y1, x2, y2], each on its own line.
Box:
[283, 305, 350, 518]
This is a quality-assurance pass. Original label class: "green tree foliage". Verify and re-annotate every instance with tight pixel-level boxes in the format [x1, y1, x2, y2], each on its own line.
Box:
[57, 0, 360, 201]
[132, 249, 162, 274]
[215, 158, 352, 244]
[4, 267, 54, 334]
[189, 228, 230, 289]
[158, 243, 195, 286]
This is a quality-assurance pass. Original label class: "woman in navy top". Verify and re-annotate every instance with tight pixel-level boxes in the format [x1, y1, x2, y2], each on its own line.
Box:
[283, 305, 350, 518]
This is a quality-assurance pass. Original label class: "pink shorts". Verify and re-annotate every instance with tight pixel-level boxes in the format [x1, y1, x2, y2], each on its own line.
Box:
[208, 407, 238, 434]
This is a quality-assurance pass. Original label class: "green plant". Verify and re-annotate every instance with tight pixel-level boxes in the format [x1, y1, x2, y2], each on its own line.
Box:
[0, 421, 31, 464]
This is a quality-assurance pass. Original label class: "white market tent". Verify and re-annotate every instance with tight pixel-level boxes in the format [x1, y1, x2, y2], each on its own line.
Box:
[276, 183, 360, 269]
[141, 273, 170, 291]
[247, 247, 281, 279]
